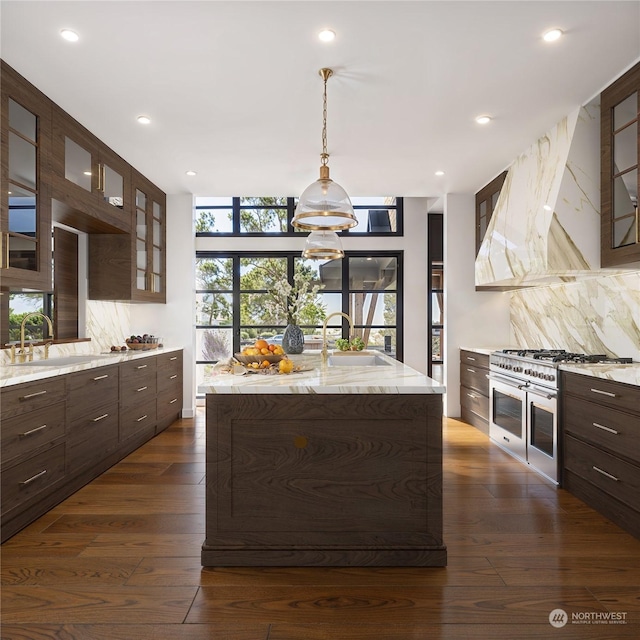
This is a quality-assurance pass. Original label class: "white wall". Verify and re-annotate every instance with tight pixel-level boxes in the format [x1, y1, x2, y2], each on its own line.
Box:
[443, 194, 511, 417]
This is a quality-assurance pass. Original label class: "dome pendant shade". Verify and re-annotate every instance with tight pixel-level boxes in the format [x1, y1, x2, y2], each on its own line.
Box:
[302, 230, 345, 260]
[292, 68, 358, 232]
[293, 166, 357, 231]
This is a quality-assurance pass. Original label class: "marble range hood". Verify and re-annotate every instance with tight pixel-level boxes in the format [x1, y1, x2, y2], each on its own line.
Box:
[475, 100, 619, 290]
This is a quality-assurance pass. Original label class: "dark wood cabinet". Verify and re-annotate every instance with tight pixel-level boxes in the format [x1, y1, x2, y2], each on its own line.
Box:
[1, 349, 183, 542]
[203, 393, 446, 567]
[459, 349, 490, 435]
[50, 105, 131, 234]
[562, 371, 640, 538]
[475, 171, 507, 256]
[0, 62, 53, 290]
[88, 171, 167, 302]
[601, 61, 640, 267]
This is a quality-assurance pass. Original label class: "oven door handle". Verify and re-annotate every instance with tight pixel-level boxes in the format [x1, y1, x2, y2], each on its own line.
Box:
[487, 373, 527, 390]
[527, 385, 557, 400]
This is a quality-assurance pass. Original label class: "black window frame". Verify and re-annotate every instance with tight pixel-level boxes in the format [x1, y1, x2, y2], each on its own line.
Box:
[195, 197, 404, 237]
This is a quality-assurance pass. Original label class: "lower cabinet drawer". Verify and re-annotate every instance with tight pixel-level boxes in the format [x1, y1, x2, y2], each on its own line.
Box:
[157, 386, 182, 419]
[1, 444, 66, 513]
[564, 398, 640, 465]
[120, 400, 157, 441]
[1, 377, 66, 420]
[460, 365, 489, 396]
[67, 408, 119, 470]
[460, 385, 489, 421]
[67, 365, 119, 423]
[564, 435, 640, 513]
[1, 402, 66, 468]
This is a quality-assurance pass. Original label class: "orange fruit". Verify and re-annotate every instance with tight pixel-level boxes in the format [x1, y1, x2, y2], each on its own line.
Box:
[255, 339, 269, 350]
[260, 348, 270, 355]
[261, 360, 271, 368]
[279, 358, 294, 374]
[268, 344, 276, 352]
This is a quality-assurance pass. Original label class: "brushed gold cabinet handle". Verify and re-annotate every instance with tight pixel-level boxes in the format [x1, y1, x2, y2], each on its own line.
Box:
[466, 356, 476, 361]
[467, 393, 478, 399]
[20, 424, 48, 437]
[467, 368, 476, 373]
[136, 415, 148, 422]
[169, 398, 178, 404]
[20, 390, 47, 401]
[593, 422, 618, 435]
[136, 386, 148, 392]
[170, 356, 177, 361]
[93, 374, 109, 381]
[169, 374, 178, 379]
[590, 388, 616, 398]
[21, 469, 47, 485]
[592, 466, 619, 482]
[136, 364, 148, 369]
[92, 413, 109, 422]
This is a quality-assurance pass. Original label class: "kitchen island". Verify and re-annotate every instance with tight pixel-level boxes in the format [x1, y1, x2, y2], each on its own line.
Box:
[199, 352, 447, 567]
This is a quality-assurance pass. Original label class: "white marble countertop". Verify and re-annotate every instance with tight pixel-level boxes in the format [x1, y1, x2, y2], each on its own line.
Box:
[559, 363, 640, 387]
[0, 347, 183, 387]
[199, 351, 446, 395]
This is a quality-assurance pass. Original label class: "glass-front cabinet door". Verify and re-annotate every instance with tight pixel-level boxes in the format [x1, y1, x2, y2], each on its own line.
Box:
[51, 105, 130, 233]
[601, 61, 640, 267]
[133, 172, 165, 302]
[1, 62, 52, 290]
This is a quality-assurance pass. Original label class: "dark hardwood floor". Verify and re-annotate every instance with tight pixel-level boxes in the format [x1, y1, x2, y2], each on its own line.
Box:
[2, 410, 639, 639]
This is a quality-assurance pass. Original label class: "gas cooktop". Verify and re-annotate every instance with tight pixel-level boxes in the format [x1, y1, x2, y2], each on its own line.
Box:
[499, 349, 632, 364]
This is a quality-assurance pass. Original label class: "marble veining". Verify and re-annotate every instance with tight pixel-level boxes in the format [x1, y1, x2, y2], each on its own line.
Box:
[86, 300, 132, 352]
[510, 272, 640, 362]
[199, 352, 445, 395]
[559, 363, 640, 387]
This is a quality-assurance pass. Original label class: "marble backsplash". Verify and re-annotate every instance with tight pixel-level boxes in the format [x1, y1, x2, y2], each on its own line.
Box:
[510, 271, 640, 361]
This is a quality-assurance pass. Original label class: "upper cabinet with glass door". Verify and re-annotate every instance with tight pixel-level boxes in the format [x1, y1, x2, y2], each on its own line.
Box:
[132, 171, 166, 302]
[601, 62, 640, 267]
[50, 104, 130, 233]
[0, 62, 53, 290]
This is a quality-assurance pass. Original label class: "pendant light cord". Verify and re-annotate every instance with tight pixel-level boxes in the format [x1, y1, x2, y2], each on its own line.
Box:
[320, 68, 333, 167]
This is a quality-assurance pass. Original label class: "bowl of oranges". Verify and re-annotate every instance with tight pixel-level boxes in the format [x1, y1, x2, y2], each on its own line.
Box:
[235, 339, 285, 365]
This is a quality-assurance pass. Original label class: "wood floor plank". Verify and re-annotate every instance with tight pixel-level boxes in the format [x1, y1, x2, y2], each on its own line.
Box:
[91, 472, 205, 485]
[102, 462, 171, 476]
[0, 534, 98, 558]
[184, 585, 607, 625]
[1, 557, 140, 586]
[0, 586, 198, 624]
[267, 622, 640, 639]
[41, 513, 205, 535]
[589, 586, 640, 612]
[0, 624, 269, 640]
[126, 556, 504, 588]
[77, 533, 203, 557]
[489, 556, 640, 587]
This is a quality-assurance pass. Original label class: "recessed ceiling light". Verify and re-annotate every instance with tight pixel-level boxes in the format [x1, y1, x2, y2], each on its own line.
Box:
[543, 204, 552, 211]
[185, 170, 197, 176]
[318, 29, 336, 42]
[435, 170, 445, 176]
[475, 115, 492, 125]
[60, 29, 79, 42]
[137, 115, 151, 125]
[83, 171, 92, 176]
[543, 28, 563, 42]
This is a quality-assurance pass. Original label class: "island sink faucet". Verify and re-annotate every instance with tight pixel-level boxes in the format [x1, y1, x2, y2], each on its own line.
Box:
[10, 312, 54, 364]
[321, 312, 353, 363]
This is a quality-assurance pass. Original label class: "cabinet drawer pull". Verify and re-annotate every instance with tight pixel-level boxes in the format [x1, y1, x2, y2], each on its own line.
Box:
[593, 422, 619, 435]
[93, 374, 109, 381]
[170, 356, 177, 361]
[169, 398, 178, 404]
[20, 469, 47, 485]
[92, 413, 109, 422]
[136, 386, 148, 392]
[592, 466, 619, 482]
[590, 388, 616, 398]
[466, 393, 478, 399]
[466, 356, 476, 361]
[20, 424, 48, 437]
[136, 364, 148, 369]
[136, 414, 148, 422]
[466, 368, 476, 373]
[169, 374, 178, 379]
[20, 390, 47, 401]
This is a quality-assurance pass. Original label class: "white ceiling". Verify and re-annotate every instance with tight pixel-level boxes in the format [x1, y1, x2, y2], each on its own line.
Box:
[1, 1, 639, 200]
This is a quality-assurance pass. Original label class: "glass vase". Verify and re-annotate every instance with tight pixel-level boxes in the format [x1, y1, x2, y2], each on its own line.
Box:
[282, 324, 304, 354]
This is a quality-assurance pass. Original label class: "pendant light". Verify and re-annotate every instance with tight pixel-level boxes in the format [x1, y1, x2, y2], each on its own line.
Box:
[292, 68, 358, 231]
[302, 230, 345, 260]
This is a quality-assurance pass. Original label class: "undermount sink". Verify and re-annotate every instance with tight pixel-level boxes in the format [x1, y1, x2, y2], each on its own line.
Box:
[327, 354, 391, 367]
[8, 354, 110, 367]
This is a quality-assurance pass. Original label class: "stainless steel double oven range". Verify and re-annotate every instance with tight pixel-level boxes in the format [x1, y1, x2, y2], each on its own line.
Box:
[488, 349, 631, 485]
